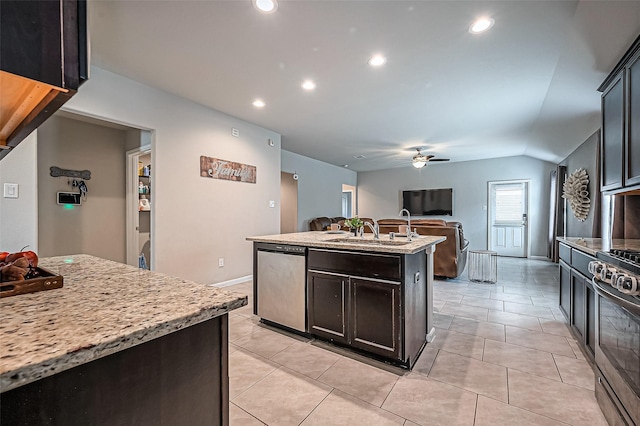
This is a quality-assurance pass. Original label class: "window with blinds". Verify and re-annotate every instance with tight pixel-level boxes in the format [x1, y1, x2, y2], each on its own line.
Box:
[494, 184, 524, 225]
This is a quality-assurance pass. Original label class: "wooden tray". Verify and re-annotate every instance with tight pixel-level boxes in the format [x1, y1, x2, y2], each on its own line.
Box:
[0, 266, 63, 298]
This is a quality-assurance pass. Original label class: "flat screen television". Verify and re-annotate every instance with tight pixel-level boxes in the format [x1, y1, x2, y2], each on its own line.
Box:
[402, 188, 453, 216]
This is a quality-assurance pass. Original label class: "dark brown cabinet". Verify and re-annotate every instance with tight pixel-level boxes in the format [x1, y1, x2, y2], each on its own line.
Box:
[559, 260, 571, 320]
[307, 248, 426, 367]
[308, 271, 348, 344]
[601, 73, 625, 191]
[0, 0, 88, 159]
[571, 270, 586, 339]
[626, 48, 640, 187]
[598, 35, 640, 193]
[557, 242, 596, 360]
[349, 277, 401, 359]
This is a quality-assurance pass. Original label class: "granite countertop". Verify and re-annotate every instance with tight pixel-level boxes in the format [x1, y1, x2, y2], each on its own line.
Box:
[246, 231, 445, 254]
[0, 254, 247, 392]
[557, 237, 640, 256]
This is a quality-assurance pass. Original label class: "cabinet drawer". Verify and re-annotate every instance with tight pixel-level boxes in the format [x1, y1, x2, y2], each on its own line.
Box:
[559, 243, 572, 264]
[308, 249, 401, 282]
[572, 249, 595, 278]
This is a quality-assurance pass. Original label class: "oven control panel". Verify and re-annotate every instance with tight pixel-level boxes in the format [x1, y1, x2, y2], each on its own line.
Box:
[589, 261, 640, 295]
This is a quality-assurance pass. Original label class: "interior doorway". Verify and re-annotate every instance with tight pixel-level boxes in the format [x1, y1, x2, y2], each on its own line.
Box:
[488, 180, 530, 257]
[342, 184, 356, 218]
[126, 145, 152, 268]
[280, 172, 298, 233]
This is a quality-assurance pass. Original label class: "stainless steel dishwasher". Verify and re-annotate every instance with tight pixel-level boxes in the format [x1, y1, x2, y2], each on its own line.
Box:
[255, 243, 307, 332]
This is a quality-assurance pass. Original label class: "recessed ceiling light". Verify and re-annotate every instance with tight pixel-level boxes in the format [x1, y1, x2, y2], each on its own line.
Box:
[368, 54, 386, 67]
[252, 0, 278, 14]
[469, 17, 494, 34]
[252, 99, 266, 108]
[342, 164, 349, 168]
[301, 80, 316, 91]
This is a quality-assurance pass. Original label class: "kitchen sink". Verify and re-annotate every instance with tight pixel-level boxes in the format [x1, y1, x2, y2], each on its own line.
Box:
[326, 238, 410, 246]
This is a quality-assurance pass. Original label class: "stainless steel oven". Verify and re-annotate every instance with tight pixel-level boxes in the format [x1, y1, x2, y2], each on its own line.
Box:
[589, 250, 640, 426]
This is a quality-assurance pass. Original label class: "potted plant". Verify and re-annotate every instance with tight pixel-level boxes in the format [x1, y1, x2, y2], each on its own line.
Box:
[343, 216, 364, 235]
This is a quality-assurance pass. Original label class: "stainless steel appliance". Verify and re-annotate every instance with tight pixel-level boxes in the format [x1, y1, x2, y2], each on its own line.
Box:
[589, 250, 640, 426]
[255, 243, 307, 332]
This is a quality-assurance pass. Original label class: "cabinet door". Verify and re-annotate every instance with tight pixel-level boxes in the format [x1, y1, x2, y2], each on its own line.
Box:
[585, 279, 596, 358]
[601, 72, 625, 191]
[626, 49, 640, 187]
[571, 271, 586, 339]
[559, 260, 571, 321]
[307, 272, 348, 344]
[349, 277, 402, 360]
[0, 0, 85, 89]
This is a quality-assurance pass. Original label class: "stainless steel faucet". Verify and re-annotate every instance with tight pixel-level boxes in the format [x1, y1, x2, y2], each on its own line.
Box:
[364, 220, 380, 240]
[399, 208, 415, 241]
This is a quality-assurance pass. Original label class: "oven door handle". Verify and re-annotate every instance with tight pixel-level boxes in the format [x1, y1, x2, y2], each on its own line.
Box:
[592, 277, 640, 316]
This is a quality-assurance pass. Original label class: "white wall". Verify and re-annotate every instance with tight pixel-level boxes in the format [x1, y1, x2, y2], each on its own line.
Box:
[281, 150, 357, 231]
[358, 156, 556, 257]
[3, 66, 281, 285]
[0, 131, 38, 252]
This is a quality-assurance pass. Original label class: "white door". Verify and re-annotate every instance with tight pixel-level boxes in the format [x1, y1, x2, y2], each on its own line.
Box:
[488, 181, 529, 257]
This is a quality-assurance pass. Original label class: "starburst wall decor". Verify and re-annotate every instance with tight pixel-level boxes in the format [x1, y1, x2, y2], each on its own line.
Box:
[562, 168, 590, 221]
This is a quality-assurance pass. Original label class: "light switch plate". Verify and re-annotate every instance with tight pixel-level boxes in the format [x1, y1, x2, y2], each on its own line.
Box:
[3, 183, 18, 198]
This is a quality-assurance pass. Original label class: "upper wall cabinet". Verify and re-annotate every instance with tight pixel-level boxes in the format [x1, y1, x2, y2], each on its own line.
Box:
[0, 0, 88, 161]
[598, 35, 640, 194]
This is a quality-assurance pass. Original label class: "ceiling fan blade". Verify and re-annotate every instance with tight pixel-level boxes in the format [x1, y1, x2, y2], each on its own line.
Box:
[429, 158, 450, 162]
[425, 154, 435, 159]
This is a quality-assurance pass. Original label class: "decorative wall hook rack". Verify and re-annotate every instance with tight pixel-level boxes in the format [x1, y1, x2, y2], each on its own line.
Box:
[50, 166, 91, 180]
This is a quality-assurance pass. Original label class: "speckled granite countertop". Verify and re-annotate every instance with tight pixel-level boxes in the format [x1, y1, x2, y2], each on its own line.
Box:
[0, 254, 247, 393]
[246, 231, 445, 254]
[557, 237, 640, 256]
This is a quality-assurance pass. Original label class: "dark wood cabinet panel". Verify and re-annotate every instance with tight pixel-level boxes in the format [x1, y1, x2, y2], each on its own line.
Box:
[571, 271, 586, 339]
[1, 316, 228, 426]
[307, 272, 348, 343]
[349, 277, 401, 359]
[601, 73, 625, 191]
[626, 48, 640, 187]
[559, 243, 572, 264]
[558, 246, 596, 361]
[308, 249, 401, 282]
[559, 260, 571, 321]
[586, 280, 596, 357]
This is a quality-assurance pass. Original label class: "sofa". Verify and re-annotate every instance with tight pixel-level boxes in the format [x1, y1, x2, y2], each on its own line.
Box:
[379, 218, 469, 278]
[308, 216, 345, 231]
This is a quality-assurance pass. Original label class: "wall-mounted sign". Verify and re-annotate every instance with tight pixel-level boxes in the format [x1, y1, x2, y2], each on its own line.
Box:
[200, 156, 256, 184]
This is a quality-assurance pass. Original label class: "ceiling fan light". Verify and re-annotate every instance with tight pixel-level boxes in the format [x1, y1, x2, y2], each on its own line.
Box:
[412, 153, 427, 168]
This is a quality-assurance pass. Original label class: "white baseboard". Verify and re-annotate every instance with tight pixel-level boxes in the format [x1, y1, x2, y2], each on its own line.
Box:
[210, 275, 253, 288]
[529, 255, 551, 261]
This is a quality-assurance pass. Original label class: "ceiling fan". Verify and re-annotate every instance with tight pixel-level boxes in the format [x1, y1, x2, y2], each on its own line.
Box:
[412, 148, 450, 168]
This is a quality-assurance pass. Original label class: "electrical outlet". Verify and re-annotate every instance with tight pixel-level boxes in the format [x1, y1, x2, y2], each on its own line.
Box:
[218, 258, 224, 267]
[269, 200, 275, 208]
[231, 128, 239, 137]
[3, 183, 18, 198]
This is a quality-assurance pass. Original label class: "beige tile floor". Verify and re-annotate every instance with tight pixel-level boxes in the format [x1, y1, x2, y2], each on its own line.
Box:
[225, 257, 607, 426]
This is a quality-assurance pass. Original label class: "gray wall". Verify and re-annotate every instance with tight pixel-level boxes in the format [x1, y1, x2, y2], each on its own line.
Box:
[357, 156, 557, 257]
[559, 131, 598, 237]
[37, 116, 127, 262]
[281, 150, 358, 231]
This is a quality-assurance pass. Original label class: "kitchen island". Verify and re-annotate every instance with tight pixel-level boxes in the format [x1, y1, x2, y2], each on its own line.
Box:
[246, 231, 445, 368]
[0, 254, 246, 425]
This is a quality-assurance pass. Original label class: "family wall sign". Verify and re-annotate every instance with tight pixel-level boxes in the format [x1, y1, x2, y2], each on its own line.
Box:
[200, 155, 256, 184]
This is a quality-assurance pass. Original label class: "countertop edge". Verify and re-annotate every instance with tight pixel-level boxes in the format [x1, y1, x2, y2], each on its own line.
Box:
[1, 297, 247, 393]
[246, 232, 446, 255]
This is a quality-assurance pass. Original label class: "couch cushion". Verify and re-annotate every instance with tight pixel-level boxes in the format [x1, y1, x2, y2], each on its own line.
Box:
[412, 219, 447, 226]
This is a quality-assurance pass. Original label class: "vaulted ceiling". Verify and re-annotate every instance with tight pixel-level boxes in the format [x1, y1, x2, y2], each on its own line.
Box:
[89, 0, 640, 171]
